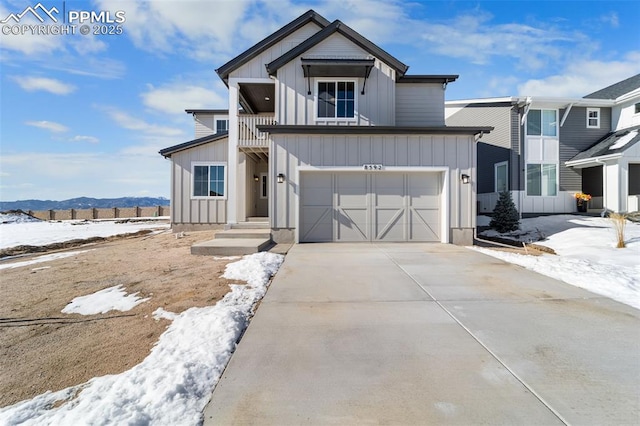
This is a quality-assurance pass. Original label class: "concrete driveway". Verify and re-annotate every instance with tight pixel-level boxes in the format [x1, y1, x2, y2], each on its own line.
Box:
[204, 244, 640, 425]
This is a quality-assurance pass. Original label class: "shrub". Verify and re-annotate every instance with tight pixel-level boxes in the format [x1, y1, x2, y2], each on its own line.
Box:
[489, 191, 520, 233]
[610, 213, 627, 248]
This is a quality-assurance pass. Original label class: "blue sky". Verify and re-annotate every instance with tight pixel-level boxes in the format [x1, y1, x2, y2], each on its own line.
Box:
[1, 0, 639, 201]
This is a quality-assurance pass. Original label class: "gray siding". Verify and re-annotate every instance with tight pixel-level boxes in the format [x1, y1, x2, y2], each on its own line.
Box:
[477, 143, 510, 193]
[559, 107, 612, 191]
[271, 134, 475, 232]
[171, 140, 229, 224]
[194, 114, 215, 138]
[396, 83, 444, 126]
[275, 34, 396, 126]
[228, 22, 322, 80]
[510, 107, 523, 191]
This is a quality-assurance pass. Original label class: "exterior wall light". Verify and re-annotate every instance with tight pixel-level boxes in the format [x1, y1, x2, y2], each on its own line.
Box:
[461, 174, 470, 184]
[253, 174, 259, 182]
[277, 173, 285, 183]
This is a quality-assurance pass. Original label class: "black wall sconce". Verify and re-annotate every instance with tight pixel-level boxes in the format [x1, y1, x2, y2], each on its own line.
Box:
[277, 173, 285, 183]
[253, 174, 259, 182]
[461, 174, 470, 184]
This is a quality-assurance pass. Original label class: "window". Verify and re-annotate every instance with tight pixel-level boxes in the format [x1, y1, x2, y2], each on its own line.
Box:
[260, 173, 268, 199]
[635, 103, 640, 114]
[216, 119, 228, 133]
[317, 81, 355, 119]
[495, 162, 508, 192]
[526, 164, 557, 196]
[526, 109, 557, 136]
[192, 163, 226, 198]
[587, 108, 600, 128]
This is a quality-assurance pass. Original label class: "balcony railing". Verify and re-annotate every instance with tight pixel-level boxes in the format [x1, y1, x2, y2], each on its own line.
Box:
[238, 114, 275, 148]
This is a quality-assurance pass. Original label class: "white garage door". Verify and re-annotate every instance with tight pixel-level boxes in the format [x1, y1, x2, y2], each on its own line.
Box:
[300, 172, 441, 242]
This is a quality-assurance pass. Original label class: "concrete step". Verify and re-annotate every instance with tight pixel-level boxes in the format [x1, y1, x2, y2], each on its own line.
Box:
[214, 228, 271, 239]
[246, 217, 268, 222]
[229, 222, 269, 230]
[191, 238, 273, 256]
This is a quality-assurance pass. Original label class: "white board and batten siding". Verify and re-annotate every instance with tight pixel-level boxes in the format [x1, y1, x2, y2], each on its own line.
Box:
[270, 134, 475, 243]
[396, 84, 445, 127]
[194, 114, 215, 138]
[276, 34, 397, 126]
[171, 140, 229, 225]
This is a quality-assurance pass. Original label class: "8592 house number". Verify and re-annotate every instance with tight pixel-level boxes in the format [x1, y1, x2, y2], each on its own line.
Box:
[362, 164, 383, 171]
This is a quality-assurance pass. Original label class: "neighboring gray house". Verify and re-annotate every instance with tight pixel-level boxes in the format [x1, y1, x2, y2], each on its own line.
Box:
[160, 10, 490, 245]
[446, 74, 640, 214]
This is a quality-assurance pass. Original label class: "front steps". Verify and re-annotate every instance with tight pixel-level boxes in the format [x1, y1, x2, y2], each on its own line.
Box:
[191, 218, 273, 256]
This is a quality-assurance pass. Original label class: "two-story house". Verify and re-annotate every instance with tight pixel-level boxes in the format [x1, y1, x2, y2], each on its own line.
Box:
[446, 74, 640, 215]
[160, 10, 491, 245]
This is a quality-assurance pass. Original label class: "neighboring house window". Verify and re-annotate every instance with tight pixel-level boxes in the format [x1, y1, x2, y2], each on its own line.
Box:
[317, 81, 356, 119]
[260, 173, 268, 199]
[587, 108, 600, 128]
[216, 119, 229, 133]
[495, 161, 508, 192]
[192, 163, 226, 198]
[526, 109, 558, 197]
[526, 109, 557, 136]
[635, 103, 640, 114]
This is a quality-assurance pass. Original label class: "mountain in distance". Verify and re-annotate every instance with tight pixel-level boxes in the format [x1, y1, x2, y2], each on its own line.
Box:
[0, 197, 170, 211]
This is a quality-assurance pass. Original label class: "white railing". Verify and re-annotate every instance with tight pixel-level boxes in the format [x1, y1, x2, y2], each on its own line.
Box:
[238, 114, 275, 148]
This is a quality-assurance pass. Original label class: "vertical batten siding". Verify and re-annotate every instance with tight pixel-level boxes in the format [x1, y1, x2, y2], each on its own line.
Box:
[271, 134, 475, 232]
[171, 140, 228, 224]
[276, 34, 396, 126]
[396, 84, 445, 126]
[559, 107, 612, 191]
[228, 22, 323, 79]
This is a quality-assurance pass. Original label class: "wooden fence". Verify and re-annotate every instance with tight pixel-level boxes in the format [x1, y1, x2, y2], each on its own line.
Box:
[27, 206, 169, 221]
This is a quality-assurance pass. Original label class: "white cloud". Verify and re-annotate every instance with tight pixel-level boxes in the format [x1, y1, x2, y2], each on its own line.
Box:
[0, 3, 64, 55]
[518, 51, 640, 97]
[600, 12, 619, 28]
[69, 36, 107, 55]
[25, 120, 69, 133]
[141, 82, 227, 116]
[13, 76, 76, 94]
[99, 106, 185, 137]
[70, 135, 100, 144]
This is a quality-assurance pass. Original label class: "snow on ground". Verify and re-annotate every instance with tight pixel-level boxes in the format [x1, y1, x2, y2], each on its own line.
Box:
[474, 215, 640, 310]
[0, 218, 169, 249]
[61, 285, 150, 315]
[0, 211, 41, 224]
[0, 252, 284, 426]
[0, 250, 91, 270]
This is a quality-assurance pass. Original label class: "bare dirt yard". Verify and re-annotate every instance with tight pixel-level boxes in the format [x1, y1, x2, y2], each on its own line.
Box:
[0, 228, 237, 408]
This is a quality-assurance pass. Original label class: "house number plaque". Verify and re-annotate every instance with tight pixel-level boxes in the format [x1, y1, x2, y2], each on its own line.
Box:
[362, 164, 383, 171]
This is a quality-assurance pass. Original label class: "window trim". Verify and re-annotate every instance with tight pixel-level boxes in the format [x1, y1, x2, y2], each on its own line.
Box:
[191, 162, 227, 200]
[586, 108, 600, 129]
[525, 163, 558, 197]
[215, 119, 229, 133]
[259, 172, 268, 199]
[494, 161, 508, 193]
[634, 103, 640, 115]
[526, 109, 558, 137]
[315, 79, 358, 122]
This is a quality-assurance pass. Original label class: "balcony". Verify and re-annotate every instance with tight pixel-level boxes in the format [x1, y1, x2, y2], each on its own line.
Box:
[238, 114, 275, 150]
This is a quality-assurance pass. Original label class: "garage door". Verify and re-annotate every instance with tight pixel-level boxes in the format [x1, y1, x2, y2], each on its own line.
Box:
[300, 172, 441, 242]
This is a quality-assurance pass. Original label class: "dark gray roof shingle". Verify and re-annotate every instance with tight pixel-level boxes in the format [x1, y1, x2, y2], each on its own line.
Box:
[159, 131, 228, 158]
[583, 74, 640, 99]
[568, 125, 640, 162]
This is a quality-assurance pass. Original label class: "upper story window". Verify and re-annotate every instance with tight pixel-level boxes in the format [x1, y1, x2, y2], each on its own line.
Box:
[526, 109, 557, 137]
[635, 103, 640, 114]
[317, 81, 356, 120]
[192, 163, 226, 199]
[216, 119, 229, 133]
[587, 108, 600, 128]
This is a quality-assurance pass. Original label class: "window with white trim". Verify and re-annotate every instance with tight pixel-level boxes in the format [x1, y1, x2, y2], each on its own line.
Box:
[587, 108, 600, 128]
[192, 163, 226, 198]
[495, 161, 508, 193]
[215, 119, 228, 133]
[317, 81, 356, 119]
[526, 109, 558, 197]
[526, 109, 557, 136]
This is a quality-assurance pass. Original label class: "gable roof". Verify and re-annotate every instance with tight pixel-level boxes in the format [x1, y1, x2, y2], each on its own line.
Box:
[583, 74, 640, 100]
[265, 20, 409, 77]
[159, 131, 228, 158]
[216, 10, 330, 81]
[567, 125, 640, 164]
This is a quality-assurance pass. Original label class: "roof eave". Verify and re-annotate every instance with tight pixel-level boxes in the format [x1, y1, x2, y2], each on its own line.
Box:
[159, 131, 229, 158]
[257, 125, 493, 136]
[565, 153, 623, 168]
[397, 75, 459, 84]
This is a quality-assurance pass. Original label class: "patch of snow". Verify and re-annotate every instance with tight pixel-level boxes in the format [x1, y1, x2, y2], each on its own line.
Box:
[0, 250, 91, 270]
[0, 220, 169, 250]
[213, 256, 241, 260]
[609, 130, 638, 150]
[0, 212, 41, 224]
[61, 285, 149, 315]
[472, 215, 640, 310]
[0, 252, 284, 426]
[152, 307, 178, 321]
[477, 215, 491, 227]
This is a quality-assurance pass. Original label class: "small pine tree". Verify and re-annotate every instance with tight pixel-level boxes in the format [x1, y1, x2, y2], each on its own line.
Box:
[489, 191, 520, 233]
